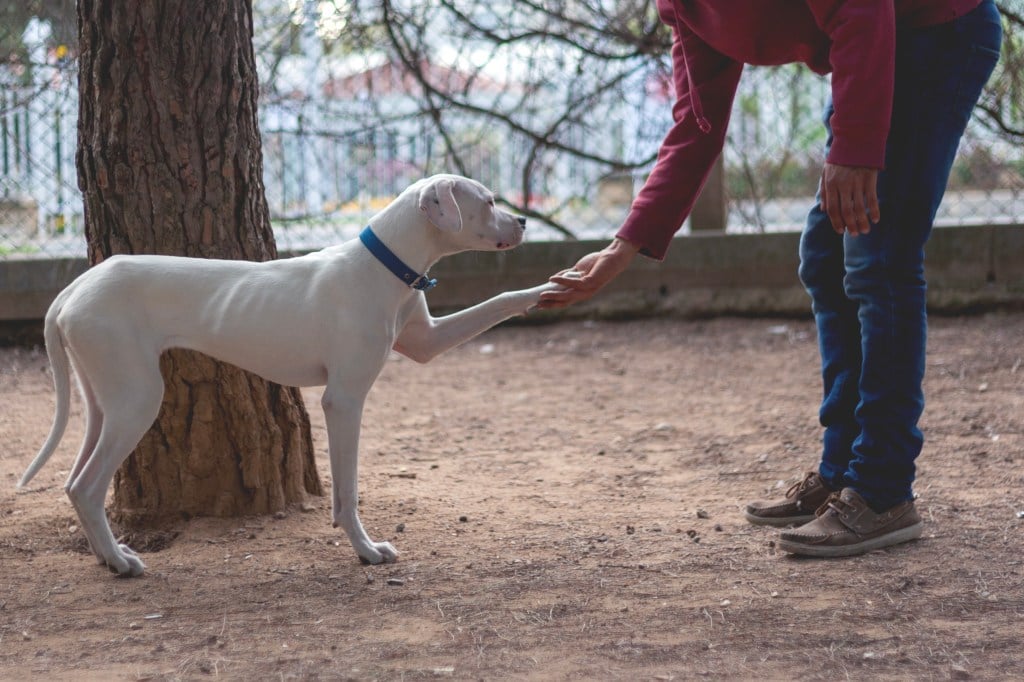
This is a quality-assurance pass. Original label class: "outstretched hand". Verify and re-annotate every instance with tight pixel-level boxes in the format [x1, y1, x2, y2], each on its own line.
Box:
[537, 238, 640, 309]
[820, 162, 880, 236]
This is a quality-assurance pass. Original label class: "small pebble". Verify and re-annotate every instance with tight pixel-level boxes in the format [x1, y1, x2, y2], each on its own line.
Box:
[395, 523, 406, 533]
[696, 509, 710, 519]
[274, 511, 287, 520]
[458, 515, 469, 523]
[386, 578, 405, 586]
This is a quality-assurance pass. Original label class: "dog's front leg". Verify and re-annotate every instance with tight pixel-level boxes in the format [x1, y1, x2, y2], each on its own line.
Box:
[321, 383, 398, 565]
[394, 282, 563, 363]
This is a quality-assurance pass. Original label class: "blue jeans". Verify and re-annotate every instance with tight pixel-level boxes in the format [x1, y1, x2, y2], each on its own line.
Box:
[799, 0, 1002, 510]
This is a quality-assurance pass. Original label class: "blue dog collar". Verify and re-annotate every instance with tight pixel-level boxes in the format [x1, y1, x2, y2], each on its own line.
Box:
[359, 226, 437, 291]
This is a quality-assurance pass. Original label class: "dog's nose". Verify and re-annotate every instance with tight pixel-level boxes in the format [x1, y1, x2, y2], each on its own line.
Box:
[517, 216, 527, 229]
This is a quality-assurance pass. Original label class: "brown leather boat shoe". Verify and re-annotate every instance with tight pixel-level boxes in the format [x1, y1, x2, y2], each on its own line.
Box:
[778, 488, 923, 557]
[745, 471, 834, 527]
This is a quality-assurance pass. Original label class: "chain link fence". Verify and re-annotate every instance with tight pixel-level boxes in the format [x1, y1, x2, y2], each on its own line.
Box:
[3, 3, 1023, 261]
[1, 10, 80, 259]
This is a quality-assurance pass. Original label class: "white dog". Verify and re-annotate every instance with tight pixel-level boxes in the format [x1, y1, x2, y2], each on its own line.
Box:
[18, 174, 564, 577]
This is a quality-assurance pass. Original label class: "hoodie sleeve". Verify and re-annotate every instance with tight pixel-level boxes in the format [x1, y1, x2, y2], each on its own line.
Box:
[806, 0, 896, 169]
[616, 24, 743, 260]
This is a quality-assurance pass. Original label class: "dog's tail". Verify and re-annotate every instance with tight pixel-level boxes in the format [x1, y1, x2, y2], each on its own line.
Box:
[18, 302, 73, 488]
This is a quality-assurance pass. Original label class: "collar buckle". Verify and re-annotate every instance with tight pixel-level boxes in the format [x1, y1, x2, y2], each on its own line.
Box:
[410, 274, 438, 291]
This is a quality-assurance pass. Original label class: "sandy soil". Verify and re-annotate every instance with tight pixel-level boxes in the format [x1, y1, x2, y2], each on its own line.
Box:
[1, 314, 1022, 681]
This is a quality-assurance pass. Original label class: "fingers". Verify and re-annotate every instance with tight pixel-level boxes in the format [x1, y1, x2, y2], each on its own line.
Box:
[865, 182, 881, 225]
[549, 270, 586, 286]
[537, 268, 586, 306]
[539, 272, 599, 309]
[821, 164, 880, 236]
[821, 169, 842, 235]
[550, 267, 584, 281]
[842, 183, 870, 236]
[536, 288, 590, 309]
[538, 238, 638, 309]
[568, 251, 602, 276]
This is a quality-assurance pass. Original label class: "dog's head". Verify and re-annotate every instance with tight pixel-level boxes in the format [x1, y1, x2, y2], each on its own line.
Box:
[416, 175, 526, 251]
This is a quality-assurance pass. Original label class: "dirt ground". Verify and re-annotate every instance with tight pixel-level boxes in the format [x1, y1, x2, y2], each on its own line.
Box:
[1, 313, 1022, 681]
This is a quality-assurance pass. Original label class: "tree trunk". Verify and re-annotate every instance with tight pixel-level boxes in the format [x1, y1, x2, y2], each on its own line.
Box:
[76, 0, 322, 526]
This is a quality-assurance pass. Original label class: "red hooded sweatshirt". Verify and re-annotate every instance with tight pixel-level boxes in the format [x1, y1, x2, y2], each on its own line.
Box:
[617, 0, 984, 260]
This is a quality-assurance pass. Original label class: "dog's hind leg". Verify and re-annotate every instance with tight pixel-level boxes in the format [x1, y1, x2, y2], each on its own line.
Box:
[322, 376, 399, 565]
[63, 353, 106, 563]
[65, 359, 164, 577]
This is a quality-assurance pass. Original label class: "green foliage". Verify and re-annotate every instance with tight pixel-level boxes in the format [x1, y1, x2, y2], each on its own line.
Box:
[0, 242, 40, 256]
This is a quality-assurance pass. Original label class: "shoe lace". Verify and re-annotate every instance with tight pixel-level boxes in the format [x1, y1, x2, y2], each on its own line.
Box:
[784, 471, 819, 500]
[817, 491, 854, 517]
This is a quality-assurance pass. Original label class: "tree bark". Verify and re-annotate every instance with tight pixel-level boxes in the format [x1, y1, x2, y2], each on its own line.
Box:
[76, 0, 322, 526]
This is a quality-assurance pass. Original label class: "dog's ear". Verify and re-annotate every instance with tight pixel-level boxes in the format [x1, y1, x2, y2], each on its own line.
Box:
[418, 178, 463, 233]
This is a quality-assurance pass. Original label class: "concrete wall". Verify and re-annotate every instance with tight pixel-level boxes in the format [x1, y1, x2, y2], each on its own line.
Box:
[2, 224, 1023, 343]
[425, 224, 1024, 318]
[0, 258, 89, 321]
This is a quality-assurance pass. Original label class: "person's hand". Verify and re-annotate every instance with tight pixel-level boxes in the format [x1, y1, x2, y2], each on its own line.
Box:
[537, 238, 640, 309]
[820, 162, 880, 236]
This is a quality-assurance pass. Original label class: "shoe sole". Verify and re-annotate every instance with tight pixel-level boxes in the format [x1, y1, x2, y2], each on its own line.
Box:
[743, 510, 815, 527]
[777, 522, 924, 557]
